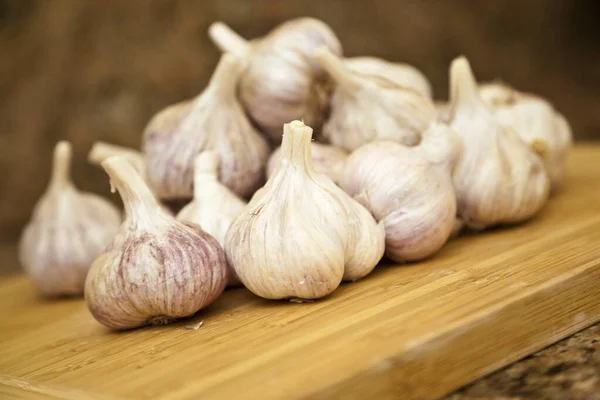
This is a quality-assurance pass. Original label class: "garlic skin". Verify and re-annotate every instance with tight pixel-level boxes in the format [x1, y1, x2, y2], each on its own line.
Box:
[177, 151, 246, 287]
[447, 57, 550, 229]
[267, 141, 348, 184]
[208, 18, 343, 140]
[341, 123, 460, 262]
[479, 82, 572, 189]
[313, 47, 436, 151]
[88, 141, 145, 178]
[226, 121, 383, 300]
[345, 56, 432, 98]
[85, 156, 227, 330]
[142, 53, 269, 202]
[19, 141, 121, 297]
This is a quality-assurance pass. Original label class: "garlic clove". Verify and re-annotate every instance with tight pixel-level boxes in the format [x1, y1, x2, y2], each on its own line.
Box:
[177, 151, 246, 287]
[209, 18, 343, 140]
[341, 123, 459, 262]
[142, 53, 270, 202]
[267, 141, 348, 184]
[337, 194, 386, 282]
[345, 56, 432, 98]
[313, 46, 436, 151]
[88, 141, 145, 178]
[19, 141, 121, 297]
[85, 156, 227, 330]
[225, 121, 348, 300]
[479, 82, 573, 190]
[447, 57, 550, 228]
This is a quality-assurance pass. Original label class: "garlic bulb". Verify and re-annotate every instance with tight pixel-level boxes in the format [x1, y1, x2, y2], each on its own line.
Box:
[177, 151, 246, 287]
[19, 141, 121, 297]
[85, 156, 227, 330]
[341, 123, 460, 262]
[143, 53, 269, 202]
[208, 18, 342, 140]
[88, 141, 145, 178]
[447, 57, 550, 229]
[267, 141, 348, 184]
[225, 121, 383, 300]
[479, 82, 572, 189]
[345, 56, 432, 98]
[313, 47, 436, 151]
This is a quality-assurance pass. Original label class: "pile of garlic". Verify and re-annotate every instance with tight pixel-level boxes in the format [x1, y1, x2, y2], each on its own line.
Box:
[18, 17, 572, 330]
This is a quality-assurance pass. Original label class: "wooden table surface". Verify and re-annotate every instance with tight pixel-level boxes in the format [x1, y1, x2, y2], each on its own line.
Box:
[1, 145, 599, 400]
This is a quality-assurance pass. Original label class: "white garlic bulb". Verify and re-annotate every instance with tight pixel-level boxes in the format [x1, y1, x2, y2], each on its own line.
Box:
[88, 141, 145, 178]
[177, 151, 246, 287]
[85, 156, 227, 330]
[447, 57, 550, 229]
[345, 56, 432, 98]
[208, 18, 342, 140]
[267, 141, 348, 184]
[341, 123, 460, 262]
[225, 121, 383, 300]
[313, 47, 436, 151]
[19, 141, 121, 297]
[479, 82, 572, 189]
[143, 53, 269, 202]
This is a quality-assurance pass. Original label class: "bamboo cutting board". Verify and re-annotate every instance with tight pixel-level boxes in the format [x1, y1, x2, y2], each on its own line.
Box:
[1, 145, 599, 400]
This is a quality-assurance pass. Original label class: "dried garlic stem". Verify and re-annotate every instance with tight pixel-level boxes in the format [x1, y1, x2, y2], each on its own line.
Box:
[208, 22, 250, 58]
[281, 120, 316, 171]
[101, 156, 161, 222]
[313, 46, 360, 92]
[207, 53, 245, 99]
[50, 141, 73, 189]
[193, 151, 219, 197]
[450, 56, 485, 113]
[88, 142, 143, 172]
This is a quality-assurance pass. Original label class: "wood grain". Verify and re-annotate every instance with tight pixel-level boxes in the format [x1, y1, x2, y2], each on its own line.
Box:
[1, 145, 599, 400]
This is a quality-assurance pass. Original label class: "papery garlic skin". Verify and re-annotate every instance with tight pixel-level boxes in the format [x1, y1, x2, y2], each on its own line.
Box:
[19, 141, 121, 297]
[226, 121, 349, 300]
[85, 156, 227, 330]
[479, 82, 572, 189]
[143, 53, 269, 201]
[209, 18, 343, 140]
[448, 57, 550, 229]
[267, 142, 348, 184]
[177, 151, 246, 287]
[314, 47, 436, 152]
[341, 123, 460, 262]
[345, 56, 432, 98]
[88, 142, 145, 178]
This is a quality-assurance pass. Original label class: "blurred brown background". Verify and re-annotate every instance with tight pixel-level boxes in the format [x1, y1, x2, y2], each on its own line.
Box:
[1, 0, 599, 275]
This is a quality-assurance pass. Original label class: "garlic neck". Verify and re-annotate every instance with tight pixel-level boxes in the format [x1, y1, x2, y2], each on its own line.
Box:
[88, 142, 142, 169]
[193, 151, 220, 199]
[102, 156, 164, 224]
[449, 57, 488, 115]
[49, 141, 75, 190]
[313, 46, 360, 93]
[280, 121, 316, 174]
[208, 22, 251, 59]
[207, 53, 244, 100]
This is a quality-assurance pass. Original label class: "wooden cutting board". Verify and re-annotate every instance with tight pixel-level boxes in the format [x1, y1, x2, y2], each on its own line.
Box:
[1, 145, 599, 400]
